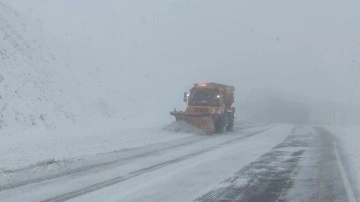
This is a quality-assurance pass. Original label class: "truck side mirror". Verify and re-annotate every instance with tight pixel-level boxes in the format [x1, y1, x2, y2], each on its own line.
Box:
[183, 92, 189, 102]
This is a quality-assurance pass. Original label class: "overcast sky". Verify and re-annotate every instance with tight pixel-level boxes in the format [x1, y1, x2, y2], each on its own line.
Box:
[3, 0, 360, 107]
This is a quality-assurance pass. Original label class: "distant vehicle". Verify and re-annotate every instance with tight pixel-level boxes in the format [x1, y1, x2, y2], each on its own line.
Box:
[171, 82, 235, 134]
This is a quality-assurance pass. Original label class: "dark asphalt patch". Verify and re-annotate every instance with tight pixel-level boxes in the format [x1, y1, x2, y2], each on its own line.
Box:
[285, 127, 348, 202]
[196, 126, 351, 202]
[196, 126, 310, 202]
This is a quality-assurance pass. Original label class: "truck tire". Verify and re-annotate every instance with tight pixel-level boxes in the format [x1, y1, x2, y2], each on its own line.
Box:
[215, 116, 225, 134]
[226, 115, 234, 132]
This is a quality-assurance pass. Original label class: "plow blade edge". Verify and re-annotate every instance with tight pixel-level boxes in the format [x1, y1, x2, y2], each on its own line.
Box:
[170, 111, 215, 134]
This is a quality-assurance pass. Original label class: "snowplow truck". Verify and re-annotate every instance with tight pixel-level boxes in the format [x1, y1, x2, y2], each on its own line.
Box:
[170, 83, 235, 134]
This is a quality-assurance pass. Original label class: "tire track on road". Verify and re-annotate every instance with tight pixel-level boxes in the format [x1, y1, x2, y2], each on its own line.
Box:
[195, 126, 310, 202]
[40, 127, 273, 202]
[0, 135, 204, 192]
[0, 125, 263, 192]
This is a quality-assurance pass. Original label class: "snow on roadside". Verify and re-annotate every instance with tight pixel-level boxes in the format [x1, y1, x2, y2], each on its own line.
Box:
[0, 123, 268, 172]
[0, 124, 191, 172]
[0, 124, 271, 188]
[331, 126, 360, 199]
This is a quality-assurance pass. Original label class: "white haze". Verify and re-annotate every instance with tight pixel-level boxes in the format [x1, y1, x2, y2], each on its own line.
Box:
[1, 0, 360, 134]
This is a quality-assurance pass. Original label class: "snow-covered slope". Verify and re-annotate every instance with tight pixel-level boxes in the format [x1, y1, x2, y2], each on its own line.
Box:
[1, 0, 229, 135]
[0, 2, 74, 134]
[0, 1, 169, 135]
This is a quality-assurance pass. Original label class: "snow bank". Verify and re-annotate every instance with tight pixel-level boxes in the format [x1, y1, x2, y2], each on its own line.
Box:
[332, 126, 360, 198]
[0, 126, 193, 171]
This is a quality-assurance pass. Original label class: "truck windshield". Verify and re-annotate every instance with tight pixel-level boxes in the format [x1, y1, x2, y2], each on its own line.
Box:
[188, 88, 220, 106]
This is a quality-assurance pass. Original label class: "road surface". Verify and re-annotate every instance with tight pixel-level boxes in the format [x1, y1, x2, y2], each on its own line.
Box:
[0, 125, 357, 202]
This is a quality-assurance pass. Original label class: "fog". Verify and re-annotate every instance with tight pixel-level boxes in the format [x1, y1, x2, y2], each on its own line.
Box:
[22, 0, 360, 100]
[4, 2, 360, 201]
[1, 0, 360, 132]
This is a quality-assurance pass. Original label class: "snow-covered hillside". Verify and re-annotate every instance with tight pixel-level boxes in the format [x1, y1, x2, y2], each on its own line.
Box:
[0, 2, 75, 134]
[0, 1, 174, 135]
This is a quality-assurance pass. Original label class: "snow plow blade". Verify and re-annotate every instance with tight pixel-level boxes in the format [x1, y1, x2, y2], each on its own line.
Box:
[170, 111, 215, 134]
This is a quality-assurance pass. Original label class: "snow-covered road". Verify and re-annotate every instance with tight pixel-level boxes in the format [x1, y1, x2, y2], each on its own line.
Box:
[0, 124, 357, 202]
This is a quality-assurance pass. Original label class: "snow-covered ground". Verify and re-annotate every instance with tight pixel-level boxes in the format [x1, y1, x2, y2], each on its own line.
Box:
[332, 126, 360, 197]
[0, 126, 186, 171]
[0, 123, 265, 183]
[0, 1, 75, 134]
[0, 124, 291, 202]
[2, 124, 356, 202]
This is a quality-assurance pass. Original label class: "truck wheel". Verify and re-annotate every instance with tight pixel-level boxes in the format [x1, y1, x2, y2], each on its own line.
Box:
[226, 115, 234, 132]
[215, 117, 224, 134]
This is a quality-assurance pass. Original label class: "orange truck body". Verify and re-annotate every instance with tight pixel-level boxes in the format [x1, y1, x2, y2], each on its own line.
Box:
[170, 82, 235, 134]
